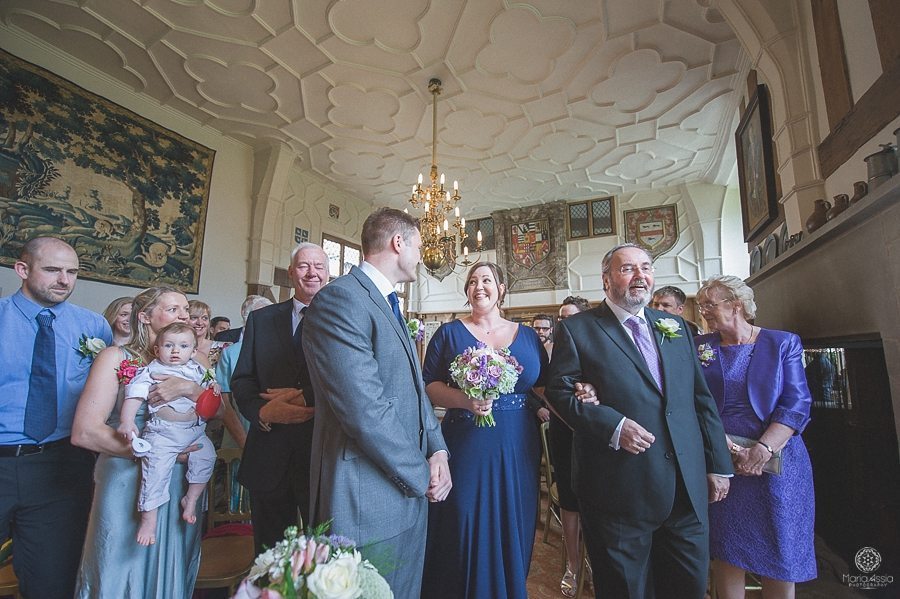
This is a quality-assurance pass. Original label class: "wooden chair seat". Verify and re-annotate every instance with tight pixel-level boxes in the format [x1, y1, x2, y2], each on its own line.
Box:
[0, 561, 19, 598]
[196, 535, 255, 587]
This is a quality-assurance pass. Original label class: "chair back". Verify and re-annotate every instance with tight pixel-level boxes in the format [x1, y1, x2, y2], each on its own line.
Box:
[195, 448, 255, 592]
[539, 421, 557, 494]
[207, 447, 251, 528]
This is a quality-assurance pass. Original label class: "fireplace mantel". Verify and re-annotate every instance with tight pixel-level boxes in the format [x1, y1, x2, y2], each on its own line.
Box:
[749, 174, 900, 287]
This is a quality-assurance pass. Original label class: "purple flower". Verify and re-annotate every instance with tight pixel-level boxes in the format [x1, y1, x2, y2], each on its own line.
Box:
[466, 370, 483, 384]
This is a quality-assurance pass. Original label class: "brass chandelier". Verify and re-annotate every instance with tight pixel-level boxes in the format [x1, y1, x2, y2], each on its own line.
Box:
[408, 78, 481, 275]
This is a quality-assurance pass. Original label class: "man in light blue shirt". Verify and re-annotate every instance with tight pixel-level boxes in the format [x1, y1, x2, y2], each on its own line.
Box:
[0, 237, 112, 599]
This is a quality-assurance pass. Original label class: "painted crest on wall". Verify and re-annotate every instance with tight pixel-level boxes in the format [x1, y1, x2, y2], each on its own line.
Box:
[623, 205, 679, 258]
[510, 219, 550, 269]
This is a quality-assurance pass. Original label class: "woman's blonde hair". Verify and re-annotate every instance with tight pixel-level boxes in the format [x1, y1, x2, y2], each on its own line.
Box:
[188, 299, 212, 339]
[125, 286, 185, 363]
[698, 275, 757, 320]
[102, 296, 133, 333]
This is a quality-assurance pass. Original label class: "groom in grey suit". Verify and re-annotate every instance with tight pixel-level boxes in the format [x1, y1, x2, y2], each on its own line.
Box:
[303, 207, 451, 598]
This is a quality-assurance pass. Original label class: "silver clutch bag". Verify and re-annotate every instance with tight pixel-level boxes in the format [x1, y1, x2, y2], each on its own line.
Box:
[729, 434, 783, 475]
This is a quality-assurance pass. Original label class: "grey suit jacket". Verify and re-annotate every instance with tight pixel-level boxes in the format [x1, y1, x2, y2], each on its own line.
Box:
[303, 266, 447, 545]
[546, 302, 732, 524]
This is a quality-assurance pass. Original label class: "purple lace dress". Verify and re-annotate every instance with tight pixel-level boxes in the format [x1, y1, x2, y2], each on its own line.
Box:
[708, 344, 817, 582]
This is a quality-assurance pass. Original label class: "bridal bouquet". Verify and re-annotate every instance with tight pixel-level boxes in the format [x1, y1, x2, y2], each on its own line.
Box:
[232, 524, 393, 599]
[449, 342, 523, 427]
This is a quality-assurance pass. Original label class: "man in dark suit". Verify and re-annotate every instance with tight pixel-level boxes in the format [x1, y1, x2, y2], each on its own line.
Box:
[546, 243, 733, 599]
[214, 325, 241, 343]
[304, 208, 450, 597]
[231, 242, 327, 553]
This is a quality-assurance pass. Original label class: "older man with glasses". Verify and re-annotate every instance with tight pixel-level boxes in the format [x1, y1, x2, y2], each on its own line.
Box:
[546, 243, 732, 599]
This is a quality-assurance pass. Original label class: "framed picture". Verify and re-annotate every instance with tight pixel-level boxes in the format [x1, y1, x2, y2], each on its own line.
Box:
[735, 84, 778, 242]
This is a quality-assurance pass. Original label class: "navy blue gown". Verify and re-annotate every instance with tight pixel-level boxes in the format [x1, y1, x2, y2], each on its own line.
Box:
[420, 320, 546, 599]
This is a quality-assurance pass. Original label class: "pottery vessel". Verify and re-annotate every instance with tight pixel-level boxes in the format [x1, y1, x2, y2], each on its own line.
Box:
[849, 180, 868, 204]
[866, 144, 898, 190]
[805, 199, 831, 233]
[826, 194, 850, 221]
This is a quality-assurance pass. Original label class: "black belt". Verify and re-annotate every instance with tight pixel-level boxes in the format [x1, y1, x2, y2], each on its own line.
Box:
[0, 437, 71, 457]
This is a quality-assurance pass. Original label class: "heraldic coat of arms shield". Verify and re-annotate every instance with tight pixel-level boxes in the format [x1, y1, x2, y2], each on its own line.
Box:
[510, 219, 550, 269]
[623, 205, 679, 258]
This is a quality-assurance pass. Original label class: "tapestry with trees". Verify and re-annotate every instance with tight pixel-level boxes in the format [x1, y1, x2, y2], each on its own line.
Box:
[0, 50, 215, 292]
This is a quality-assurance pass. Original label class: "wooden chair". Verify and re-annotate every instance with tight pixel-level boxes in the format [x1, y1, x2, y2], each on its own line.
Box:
[539, 421, 563, 546]
[0, 563, 19, 599]
[540, 422, 593, 599]
[194, 448, 255, 594]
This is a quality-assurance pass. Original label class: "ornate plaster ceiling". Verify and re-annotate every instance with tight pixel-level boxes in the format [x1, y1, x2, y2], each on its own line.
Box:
[0, 0, 746, 217]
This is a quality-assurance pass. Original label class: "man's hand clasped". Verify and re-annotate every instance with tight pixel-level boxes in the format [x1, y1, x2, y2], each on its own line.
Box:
[258, 387, 315, 429]
[426, 452, 452, 503]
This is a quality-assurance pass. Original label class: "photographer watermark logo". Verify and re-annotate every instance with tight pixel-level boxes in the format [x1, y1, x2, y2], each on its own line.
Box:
[843, 546, 893, 590]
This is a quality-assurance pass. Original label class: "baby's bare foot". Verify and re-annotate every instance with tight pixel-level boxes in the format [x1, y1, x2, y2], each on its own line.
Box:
[181, 495, 197, 525]
[137, 511, 157, 546]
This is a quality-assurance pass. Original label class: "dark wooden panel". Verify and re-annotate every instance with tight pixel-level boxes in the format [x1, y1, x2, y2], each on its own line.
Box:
[818, 59, 900, 178]
[811, 0, 853, 129]
[869, 0, 900, 71]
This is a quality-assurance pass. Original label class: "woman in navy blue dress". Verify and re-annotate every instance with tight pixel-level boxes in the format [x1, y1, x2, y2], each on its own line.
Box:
[420, 262, 547, 599]
[695, 276, 816, 599]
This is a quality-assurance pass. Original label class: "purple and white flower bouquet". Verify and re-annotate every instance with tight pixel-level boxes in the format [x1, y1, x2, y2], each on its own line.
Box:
[232, 524, 393, 599]
[449, 342, 523, 427]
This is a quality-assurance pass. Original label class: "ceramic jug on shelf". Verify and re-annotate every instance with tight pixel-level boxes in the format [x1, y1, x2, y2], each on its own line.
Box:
[805, 199, 830, 233]
[850, 180, 868, 204]
[826, 194, 849, 221]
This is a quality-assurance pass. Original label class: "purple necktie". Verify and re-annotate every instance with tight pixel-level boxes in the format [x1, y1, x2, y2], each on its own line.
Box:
[624, 315, 662, 391]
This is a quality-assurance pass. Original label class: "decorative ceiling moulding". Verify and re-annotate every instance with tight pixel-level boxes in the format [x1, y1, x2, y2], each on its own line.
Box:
[493, 201, 568, 293]
[0, 0, 746, 215]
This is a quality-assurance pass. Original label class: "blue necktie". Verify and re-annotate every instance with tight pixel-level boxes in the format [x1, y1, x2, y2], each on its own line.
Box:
[387, 292, 405, 329]
[293, 307, 306, 362]
[24, 310, 58, 442]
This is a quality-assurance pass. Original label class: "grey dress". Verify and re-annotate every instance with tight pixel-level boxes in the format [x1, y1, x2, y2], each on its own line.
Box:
[75, 350, 202, 598]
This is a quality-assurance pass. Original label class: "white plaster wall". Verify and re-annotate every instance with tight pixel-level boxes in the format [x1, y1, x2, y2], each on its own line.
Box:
[278, 168, 371, 270]
[412, 182, 744, 312]
[0, 36, 253, 324]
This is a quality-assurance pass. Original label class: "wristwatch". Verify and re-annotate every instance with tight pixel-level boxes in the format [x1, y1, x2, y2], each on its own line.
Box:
[757, 440, 776, 455]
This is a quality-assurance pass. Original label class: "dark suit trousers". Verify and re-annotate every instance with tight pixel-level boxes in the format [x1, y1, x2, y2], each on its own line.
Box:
[248, 466, 310, 554]
[580, 472, 709, 599]
[0, 443, 94, 599]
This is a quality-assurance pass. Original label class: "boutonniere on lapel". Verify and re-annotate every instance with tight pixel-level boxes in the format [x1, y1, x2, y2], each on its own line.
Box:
[75, 334, 107, 362]
[407, 318, 425, 343]
[697, 343, 716, 367]
[654, 318, 682, 342]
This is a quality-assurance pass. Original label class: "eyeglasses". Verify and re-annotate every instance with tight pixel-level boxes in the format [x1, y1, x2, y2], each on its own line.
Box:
[617, 264, 655, 275]
[698, 299, 732, 312]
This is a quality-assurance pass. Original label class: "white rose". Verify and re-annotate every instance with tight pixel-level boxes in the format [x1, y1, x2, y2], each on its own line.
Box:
[305, 554, 362, 599]
[85, 337, 107, 353]
[657, 318, 680, 333]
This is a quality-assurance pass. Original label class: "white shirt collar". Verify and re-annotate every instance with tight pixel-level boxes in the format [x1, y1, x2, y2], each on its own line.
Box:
[359, 261, 396, 300]
[291, 296, 308, 317]
[605, 299, 648, 326]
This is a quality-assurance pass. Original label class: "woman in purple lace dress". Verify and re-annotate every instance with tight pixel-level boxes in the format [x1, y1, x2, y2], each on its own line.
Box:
[695, 275, 816, 599]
